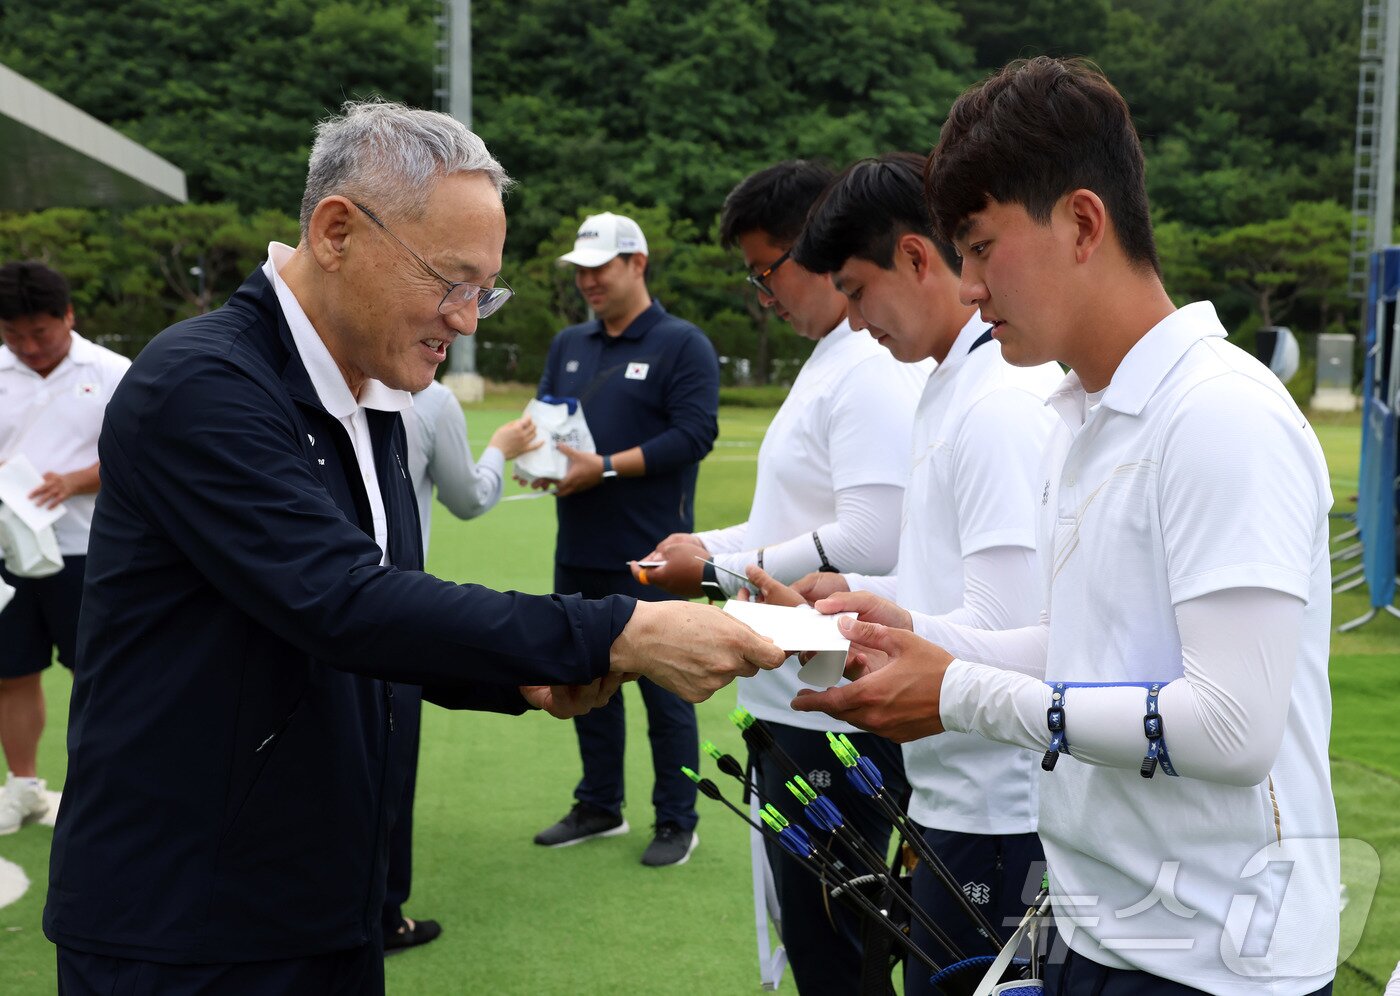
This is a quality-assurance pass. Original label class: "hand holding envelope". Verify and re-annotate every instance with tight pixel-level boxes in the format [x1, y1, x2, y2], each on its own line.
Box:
[721, 599, 854, 688]
[737, 563, 956, 743]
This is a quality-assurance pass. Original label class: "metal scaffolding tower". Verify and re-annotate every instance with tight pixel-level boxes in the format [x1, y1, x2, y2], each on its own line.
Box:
[1350, 0, 1400, 302]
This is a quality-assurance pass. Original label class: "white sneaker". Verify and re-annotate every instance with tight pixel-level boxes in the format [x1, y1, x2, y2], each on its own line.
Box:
[0, 774, 48, 834]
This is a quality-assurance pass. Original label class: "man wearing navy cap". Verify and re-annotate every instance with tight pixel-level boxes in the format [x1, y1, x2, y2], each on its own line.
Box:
[531, 212, 721, 867]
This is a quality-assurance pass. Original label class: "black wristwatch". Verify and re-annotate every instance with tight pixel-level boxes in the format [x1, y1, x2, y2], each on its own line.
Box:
[601, 454, 618, 479]
[699, 560, 725, 601]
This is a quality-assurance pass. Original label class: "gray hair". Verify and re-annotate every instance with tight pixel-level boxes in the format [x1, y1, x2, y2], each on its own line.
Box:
[299, 99, 512, 238]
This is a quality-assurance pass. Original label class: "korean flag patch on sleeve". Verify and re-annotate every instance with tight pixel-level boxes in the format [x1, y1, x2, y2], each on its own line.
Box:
[625, 362, 649, 380]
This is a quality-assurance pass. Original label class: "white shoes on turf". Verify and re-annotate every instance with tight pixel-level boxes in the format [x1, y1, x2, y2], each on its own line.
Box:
[0, 773, 48, 834]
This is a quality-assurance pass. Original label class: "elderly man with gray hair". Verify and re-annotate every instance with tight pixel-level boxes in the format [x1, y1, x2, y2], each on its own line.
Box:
[43, 100, 785, 994]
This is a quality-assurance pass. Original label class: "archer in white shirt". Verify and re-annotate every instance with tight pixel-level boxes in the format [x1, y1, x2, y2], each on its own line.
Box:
[638, 160, 924, 994]
[774, 151, 1062, 995]
[794, 60, 1339, 996]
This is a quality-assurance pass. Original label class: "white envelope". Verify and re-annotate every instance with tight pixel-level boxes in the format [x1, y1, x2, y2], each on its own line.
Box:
[513, 399, 596, 484]
[0, 454, 66, 532]
[722, 600, 854, 688]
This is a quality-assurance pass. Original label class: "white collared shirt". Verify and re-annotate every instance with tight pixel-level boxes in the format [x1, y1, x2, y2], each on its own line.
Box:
[936, 302, 1338, 992]
[858, 313, 1061, 834]
[263, 243, 412, 565]
[0, 331, 130, 555]
[725, 320, 928, 730]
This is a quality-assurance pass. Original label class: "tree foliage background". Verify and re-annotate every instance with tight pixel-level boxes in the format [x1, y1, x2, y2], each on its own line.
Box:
[0, 0, 1381, 391]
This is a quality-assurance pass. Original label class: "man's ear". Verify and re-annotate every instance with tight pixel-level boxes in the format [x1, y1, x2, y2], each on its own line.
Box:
[1065, 189, 1108, 265]
[306, 196, 357, 273]
[899, 233, 935, 279]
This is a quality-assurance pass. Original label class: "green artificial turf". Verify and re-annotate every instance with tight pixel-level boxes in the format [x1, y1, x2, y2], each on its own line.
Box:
[0, 400, 1396, 995]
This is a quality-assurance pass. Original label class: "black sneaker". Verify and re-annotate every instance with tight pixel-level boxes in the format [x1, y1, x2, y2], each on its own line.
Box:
[533, 802, 629, 847]
[640, 823, 698, 867]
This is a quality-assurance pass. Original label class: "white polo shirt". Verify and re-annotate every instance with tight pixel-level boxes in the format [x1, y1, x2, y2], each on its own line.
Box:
[0, 331, 130, 555]
[861, 314, 1061, 834]
[941, 302, 1338, 992]
[263, 244, 412, 565]
[734, 320, 926, 729]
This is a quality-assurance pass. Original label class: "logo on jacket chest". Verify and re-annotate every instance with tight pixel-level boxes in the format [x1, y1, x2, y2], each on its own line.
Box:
[565, 360, 580, 373]
[625, 362, 649, 380]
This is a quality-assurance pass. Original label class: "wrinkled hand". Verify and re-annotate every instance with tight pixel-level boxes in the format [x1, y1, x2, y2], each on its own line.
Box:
[812, 589, 913, 631]
[610, 600, 787, 702]
[521, 672, 629, 719]
[629, 542, 708, 597]
[655, 532, 707, 557]
[741, 565, 806, 606]
[790, 618, 953, 741]
[28, 471, 74, 510]
[792, 571, 849, 604]
[553, 443, 604, 497]
[492, 415, 545, 461]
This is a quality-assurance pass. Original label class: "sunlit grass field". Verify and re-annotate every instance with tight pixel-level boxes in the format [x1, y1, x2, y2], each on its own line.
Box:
[0, 395, 1394, 994]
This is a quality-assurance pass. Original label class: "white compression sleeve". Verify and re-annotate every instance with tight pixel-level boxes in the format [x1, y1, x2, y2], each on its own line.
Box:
[854, 547, 1036, 631]
[939, 586, 1304, 787]
[694, 522, 748, 556]
[714, 483, 903, 597]
[913, 611, 1050, 680]
[930, 545, 1039, 631]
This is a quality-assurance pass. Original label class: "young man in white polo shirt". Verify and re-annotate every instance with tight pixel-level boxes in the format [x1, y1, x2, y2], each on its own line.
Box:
[794, 59, 1339, 995]
[0, 261, 129, 834]
[638, 160, 926, 993]
[784, 151, 1063, 994]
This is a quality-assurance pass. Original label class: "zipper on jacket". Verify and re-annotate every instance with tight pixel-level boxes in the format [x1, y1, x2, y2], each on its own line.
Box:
[384, 682, 395, 733]
[255, 711, 296, 753]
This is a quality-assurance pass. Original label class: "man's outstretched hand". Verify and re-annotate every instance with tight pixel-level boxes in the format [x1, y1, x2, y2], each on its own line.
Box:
[610, 600, 787, 702]
[521, 673, 632, 719]
[790, 617, 954, 742]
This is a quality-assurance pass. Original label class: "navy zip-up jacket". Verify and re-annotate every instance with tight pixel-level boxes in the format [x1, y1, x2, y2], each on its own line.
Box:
[44, 268, 634, 963]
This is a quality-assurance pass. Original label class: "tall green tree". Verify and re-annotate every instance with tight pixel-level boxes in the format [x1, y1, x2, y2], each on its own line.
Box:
[1200, 200, 1351, 330]
[0, 0, 438, 214]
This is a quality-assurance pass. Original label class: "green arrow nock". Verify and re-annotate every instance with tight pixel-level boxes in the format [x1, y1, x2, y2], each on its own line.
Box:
[839, 733, 861, 759]
[827, 731, 857, 767]
[759, 807, 785, 833]
[728, 706, 756, 731]
[786, 778, 818, 805]
[681, 766, 701, 783]
[763, 804, 789, 829]
[701, 740, 723, 761]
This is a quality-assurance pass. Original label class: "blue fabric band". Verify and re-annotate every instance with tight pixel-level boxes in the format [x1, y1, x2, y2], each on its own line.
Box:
[1141, 682, 1178, 778]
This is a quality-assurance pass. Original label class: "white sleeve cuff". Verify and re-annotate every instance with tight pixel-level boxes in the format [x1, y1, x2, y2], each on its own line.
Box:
[940, 659, 1050, 752]
[479, 446, 506, 477]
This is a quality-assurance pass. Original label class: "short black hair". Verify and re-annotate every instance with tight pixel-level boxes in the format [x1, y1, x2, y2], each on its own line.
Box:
[926, 56, 1160, 275]
[0, 261, 72, 322]
[793, 152, 961, 276]
[719, 160, 834, 248]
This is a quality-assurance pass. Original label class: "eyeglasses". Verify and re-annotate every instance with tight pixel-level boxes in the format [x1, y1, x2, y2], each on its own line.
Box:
[351, 201, 513, 318]
[745, 249, 792, 298]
